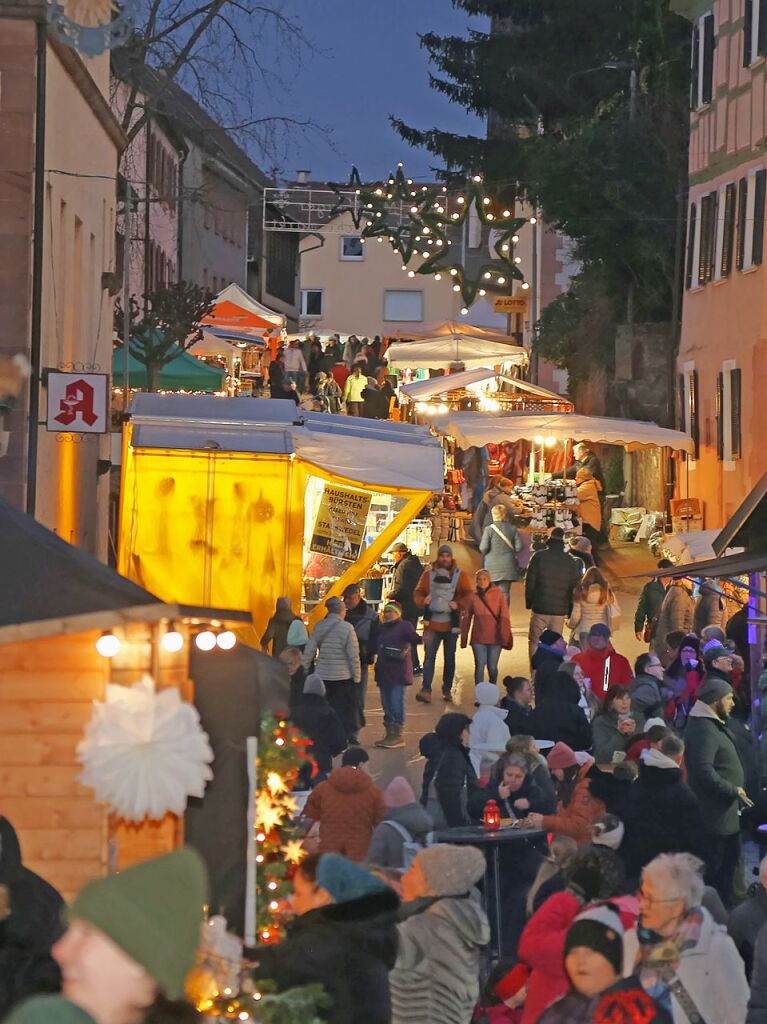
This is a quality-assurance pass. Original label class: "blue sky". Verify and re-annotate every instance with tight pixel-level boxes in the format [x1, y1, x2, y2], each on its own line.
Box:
[267, 0, 486, 182]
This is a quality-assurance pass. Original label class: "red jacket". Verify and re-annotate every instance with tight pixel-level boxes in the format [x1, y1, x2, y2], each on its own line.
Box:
[572, 645, 633, 703]
[303, 765, 386, 861]
[461, 585, 512, 647]
[539, 763, 606, 846]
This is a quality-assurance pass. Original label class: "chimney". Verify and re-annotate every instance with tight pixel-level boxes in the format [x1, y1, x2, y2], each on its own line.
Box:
[296, 169, 311, 184]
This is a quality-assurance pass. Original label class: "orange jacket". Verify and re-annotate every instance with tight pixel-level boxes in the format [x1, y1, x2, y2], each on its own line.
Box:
[303, 765, 386, 862]
[539, 763, 606, 846]
[414, 560, 474, 633]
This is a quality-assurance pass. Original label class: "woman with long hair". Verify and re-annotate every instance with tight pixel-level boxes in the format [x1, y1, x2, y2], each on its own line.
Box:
[591, 685, 643, 765]
[523, 742, 606, 846]
[470, 752, 556, 823]
[567, 567, 620, 647]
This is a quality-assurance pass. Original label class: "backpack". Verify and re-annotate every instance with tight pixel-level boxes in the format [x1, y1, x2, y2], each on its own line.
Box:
[286, 618, 309, 647]
[352, 609, 375, 657]
[381, 819, 433, 869]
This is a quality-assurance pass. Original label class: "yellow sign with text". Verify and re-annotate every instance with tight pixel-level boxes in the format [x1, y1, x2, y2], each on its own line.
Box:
[310, 484, 372, 561]
[494, 295, 529, 314]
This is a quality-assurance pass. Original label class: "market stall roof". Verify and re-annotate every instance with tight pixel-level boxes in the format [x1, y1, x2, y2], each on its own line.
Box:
[399, 367, 564, 403]
[635, 550, 767, 582]
[187, 331, 242, 358]
[713, 470, 767, 556]
[0, 497, 250, 643]
[387, 320, 524, 343]
[112, 347, 226, 392]
[437, 410, 694, 453]
[203, 283, 286, 332]
[386, 337, 529, 371]
[128, 394, 445, 492]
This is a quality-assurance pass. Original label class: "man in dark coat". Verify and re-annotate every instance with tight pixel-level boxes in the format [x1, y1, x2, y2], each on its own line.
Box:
[500, 675, 534, 735]
[290, 674, 348, 787]
[634, 560, 672, 643]
[729, 855, 767, 979]
[525, 528, 583, 659]
[620, 733, 707, 885]
[387, 542, 424, 672]
[685, 652, 750, 907]
[343, 583, 380, 728]
[0, 817, 64, 1016]
[531, 629, 566, 694]
[252, 853, 399, 1024]
[527, 671, 592, 751]
[553, 442, 605, 492]
[630, 652, 667, 720]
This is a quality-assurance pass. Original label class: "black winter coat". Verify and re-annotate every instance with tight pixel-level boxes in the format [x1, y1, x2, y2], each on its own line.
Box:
[419, 733, 483, 828]
[527, 674, 593, 752]
[290, 693, 348, 779]
[620, 761, 707, 884]
[531, 648, 565, 695]
[0, 818, 63, 1017]
[747, 921, 767, 1023]
[388, 552, 424, 621]
[500, 697, 533, 736]
[469, 773, 555, 822]
[685, 697, 745, 835]
[525, 539, 583, 616]
[729, 886, 767, 980]
[251, 888, 399, 1024]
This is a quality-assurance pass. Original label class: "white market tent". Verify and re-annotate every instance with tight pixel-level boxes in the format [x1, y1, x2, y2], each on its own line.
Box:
[437, 411, 695, 453]
[386, 336, 529, 371]
[128, 395, 445, 493]
[400, 367, 564, 404]
[388, 320, 522, 343]
[187, 331, 242, 358]
[214, 283, 286, 329]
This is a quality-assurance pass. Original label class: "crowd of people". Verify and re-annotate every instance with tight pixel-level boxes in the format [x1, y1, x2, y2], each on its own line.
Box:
[266, 334, 400, 419]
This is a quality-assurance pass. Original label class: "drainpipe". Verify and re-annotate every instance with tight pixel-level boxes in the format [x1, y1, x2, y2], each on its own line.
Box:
[176, 144, 188, 280]
[26, 20, 47, 517]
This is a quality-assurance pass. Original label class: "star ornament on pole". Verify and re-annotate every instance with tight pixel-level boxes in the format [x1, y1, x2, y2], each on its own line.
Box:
[356, 167, 528, 307]
[47, 0, 140, 55]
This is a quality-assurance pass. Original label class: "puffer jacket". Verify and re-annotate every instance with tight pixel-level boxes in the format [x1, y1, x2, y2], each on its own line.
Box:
[567, 585, 618, 637]
[527, 672, 593, 753]
[525, 539, 583, 616]
[303, 613, 361, 682]
[461, 585, 511, 648]
[630, 672, 666, 719]
[367, 803, 434, 868]
[694, 589, 727, 634]
[388, 552, 424, 620]
[685, 696, 744, 836]
[655, 584, 694, 646]
[303, 765, 386, 861]
[468, 704, 511, 776]
[391, 894, 490, 1024]
[479, 521, 523, 582]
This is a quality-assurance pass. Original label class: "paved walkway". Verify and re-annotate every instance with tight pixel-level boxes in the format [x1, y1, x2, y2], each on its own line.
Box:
[361, 541, 659, 792]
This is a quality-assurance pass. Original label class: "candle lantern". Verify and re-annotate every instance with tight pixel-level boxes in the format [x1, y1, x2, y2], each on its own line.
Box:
[483, 799, 501, 831]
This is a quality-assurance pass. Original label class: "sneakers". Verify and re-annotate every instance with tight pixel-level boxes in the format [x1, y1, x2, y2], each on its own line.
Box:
[415, 690, 432, 703]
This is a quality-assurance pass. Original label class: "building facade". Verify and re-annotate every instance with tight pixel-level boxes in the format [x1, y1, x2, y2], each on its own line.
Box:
[674, 0, 767, 527]
[0, 2, 123, 555]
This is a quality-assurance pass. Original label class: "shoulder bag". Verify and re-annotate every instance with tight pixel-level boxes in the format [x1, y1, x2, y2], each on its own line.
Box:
[478, 590, 513, 650]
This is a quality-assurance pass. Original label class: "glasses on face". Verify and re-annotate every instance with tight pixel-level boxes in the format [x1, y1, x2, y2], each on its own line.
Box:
[636, 888, 681, 906]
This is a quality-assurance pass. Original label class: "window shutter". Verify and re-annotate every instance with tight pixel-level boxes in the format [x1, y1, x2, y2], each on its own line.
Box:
[702, 14, 715, 105]
[690, 369, 700, 460]
[716, 372, 724, 460]
[753, 168, 766, 265]
[745, 0, 754, 64]
[691, 23, 700, 109]
[731, 368, 742, 458]
[759, 0, 767, 56]
[736, 177, 748, 270]
[721, 182, 737, 276]
[678, 373, 685, 431]
[698, 192, 717, 283]
[686, 201, 698, 289]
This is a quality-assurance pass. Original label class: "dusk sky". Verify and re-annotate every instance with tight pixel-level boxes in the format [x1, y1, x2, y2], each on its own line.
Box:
[268, 0, 486, 182]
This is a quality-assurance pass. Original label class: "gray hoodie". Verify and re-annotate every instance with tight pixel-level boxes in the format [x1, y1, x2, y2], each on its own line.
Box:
[366, 803, 435, 868]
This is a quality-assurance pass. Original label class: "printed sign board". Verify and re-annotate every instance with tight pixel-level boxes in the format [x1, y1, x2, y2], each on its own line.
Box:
[46, 372, 109, 433]
[309, 484, 372, 561]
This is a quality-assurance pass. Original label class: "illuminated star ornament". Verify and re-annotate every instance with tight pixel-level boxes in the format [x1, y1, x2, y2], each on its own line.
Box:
[47, 0, 140, 55]
[354, 166, 529, 308]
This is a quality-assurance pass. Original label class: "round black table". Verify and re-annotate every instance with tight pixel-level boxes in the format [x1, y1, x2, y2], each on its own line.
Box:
[435, 824, 546, 959]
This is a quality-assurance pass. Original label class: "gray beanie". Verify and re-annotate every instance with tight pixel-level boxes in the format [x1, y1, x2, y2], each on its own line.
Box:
[697, 676, 733, 704]
[303, 673, 326, 697]
[416, 844, 485, 896]
[437, 544, 453, 556]
[325, 596, 344, 614]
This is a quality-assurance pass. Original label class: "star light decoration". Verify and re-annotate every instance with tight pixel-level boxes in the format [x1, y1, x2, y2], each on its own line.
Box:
[253, 714, 314, 943]
[341, 165, 530, 309]
[47, 0, 140, 55]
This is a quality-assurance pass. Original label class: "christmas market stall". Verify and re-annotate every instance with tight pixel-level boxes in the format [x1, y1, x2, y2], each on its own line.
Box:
[0, 497, 262, 902]
[117, 395, 444, 633]
[386, 333, 529, 372]
[399, 366, 572, 419]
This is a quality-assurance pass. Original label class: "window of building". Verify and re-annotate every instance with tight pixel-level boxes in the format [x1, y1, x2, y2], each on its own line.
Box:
[683, 363, 699, 461]
[301, 289, 324, 317]
[267, 231, 299, 305]
[383, 290, 424, 322]
[736, 168, 766, 270]
[714, 182, 736, 279]
[744, 0, 767, 65]
[691, 11, 715, 110]
[697, 191, 718, 284]
[340, 236, 364, 260]
[717, 362, 743, 466]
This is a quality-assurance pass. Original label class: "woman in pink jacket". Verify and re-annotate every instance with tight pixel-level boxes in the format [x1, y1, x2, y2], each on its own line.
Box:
[461, 569, 512, 685]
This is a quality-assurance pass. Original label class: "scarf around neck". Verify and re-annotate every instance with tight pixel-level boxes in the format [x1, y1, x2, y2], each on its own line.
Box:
[636, 907, 704, 1013]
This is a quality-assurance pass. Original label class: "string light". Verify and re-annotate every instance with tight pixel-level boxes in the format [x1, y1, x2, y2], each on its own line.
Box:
[483, 197, 491, 205]
[522, 282, 530, 289]
[452, 284, 461, 292]
[96, 632, 120, 658]
[530, 216, 538, 224]
[498, 276, 506, 284]
[503, 209, 512, 217]
[195, 630, 216, 651]
[434, 273, 442, 280]
[408, 270, 416, 277]
[473, 174, 482, 182]
[512, 234, 520, 243]
[460, 306, 469, 315]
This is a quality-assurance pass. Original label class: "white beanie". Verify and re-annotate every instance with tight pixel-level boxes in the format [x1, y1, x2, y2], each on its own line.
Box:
[416, 844, 486, 896]
[475, 682, 501, 706]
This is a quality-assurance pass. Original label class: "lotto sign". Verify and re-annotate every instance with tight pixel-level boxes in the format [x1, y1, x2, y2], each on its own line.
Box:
[493, 295, 529, 314]
[46, 372, 109, 433]
[309, 484, 372, 561]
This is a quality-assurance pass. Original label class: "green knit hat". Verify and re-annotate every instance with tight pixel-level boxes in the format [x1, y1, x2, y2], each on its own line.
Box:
[71, 848, 208, 999]
[4, 997, 95, 1024]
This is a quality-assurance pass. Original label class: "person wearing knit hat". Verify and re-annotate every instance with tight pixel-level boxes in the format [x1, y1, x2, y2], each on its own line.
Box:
[592, 814, 625, 851]
[390, 845, 490, 1023]
[303, 671, 326, 697]
[468, 680, 511, 776]
[685, 640, 748, 906]
[290, 670, 347, 788]
[373, 598, 420, 748]
[537, 904, 671, 1024]
[547, 741, 578, 771]
[474, 961, 530, 1022]
[367, 776, 434, 868]
[253, 851, 399, 1024]
[302, 594, 362, 744]
[413, 543, 473, 704]
[5, 850, 209, 1024]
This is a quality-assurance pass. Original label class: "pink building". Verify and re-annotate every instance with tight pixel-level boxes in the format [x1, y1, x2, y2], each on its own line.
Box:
[675, 0, 767, 527]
